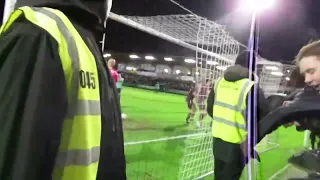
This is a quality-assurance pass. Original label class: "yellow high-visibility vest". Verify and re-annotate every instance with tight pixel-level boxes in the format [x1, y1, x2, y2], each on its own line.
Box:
[1, 6, 102, 180]
[212, 77, 254, 144]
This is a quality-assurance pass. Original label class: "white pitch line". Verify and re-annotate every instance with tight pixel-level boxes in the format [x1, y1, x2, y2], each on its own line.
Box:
[267, 164, 291, 180]
[124, 133, 209, 146]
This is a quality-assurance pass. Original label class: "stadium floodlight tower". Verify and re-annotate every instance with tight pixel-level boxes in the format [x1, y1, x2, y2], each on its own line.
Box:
[240, 0, 289, 159]
[239, 0, 283, 97]
[240, 1, 295, 180]
[240, 0, 275, 14]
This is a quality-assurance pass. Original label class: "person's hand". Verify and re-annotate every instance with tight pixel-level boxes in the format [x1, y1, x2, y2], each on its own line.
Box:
[240, 139, 248, 157]
[282, 100, 291, 106]
[240, 139, 261, 163]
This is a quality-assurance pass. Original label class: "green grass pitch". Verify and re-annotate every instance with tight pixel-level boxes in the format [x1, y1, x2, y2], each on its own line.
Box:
[121, 87, 306, 180]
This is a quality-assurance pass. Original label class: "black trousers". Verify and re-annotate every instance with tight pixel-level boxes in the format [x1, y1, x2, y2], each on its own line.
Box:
[214, 155, 245, 180]
[117, 88, 121, 101]
[213, 138, 246, 180]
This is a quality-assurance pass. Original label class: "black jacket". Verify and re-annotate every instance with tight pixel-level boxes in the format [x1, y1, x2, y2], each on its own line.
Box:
[258, 86, 320, 143]
[0, 3, 126, 180]
[206, 65, 269, 162]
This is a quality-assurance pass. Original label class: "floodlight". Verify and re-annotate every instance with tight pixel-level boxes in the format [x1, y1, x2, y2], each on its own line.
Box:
[271, 71, 283, 76]
[265, 66, 279, 71]
[145, 55, 155, 60]
[129, 54, 139, 59]
[184, 59, 196, 63]
[216, 66, 228, 71]
[103, 53, 111, 58]
[176, 69, 181, 74]
[164, 57, 174, 61]
[126, 66, 137, 71]
[240, 0, 275, 14]
[207, 61, 219, 65]
[285, 77, 290, 81]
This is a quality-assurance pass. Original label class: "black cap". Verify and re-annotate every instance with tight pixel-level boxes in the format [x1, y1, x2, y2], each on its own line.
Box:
[235, 50, 250, 68]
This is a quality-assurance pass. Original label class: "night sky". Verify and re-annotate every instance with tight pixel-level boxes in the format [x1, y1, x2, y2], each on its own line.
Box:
[105, 0, 320, 63]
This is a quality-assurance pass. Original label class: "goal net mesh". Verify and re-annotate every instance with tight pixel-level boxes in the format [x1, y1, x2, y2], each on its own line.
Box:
[112, 12, 294, 179]
[119, 13, 293, 179]
[125, 14, 239, 46]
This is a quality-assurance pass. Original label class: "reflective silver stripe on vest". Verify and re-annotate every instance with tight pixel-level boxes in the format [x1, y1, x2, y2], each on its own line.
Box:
[64, 100, 102, 119]
[33, 7, 80, 118]
[29, 8, 101, 170]
[75, 100, 101, 116]
[55, 146, 100, 168]
[212, 116, 246, 130]
[31, 8, 102, 118]
[213, 79, 251, 129]
[214, 80, 251, 117]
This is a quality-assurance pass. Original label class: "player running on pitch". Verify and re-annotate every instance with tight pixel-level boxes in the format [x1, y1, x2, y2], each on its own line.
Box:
[186, 79, 212, 127]
[195, 79, 212, 128]
[186, 83, 196, 124]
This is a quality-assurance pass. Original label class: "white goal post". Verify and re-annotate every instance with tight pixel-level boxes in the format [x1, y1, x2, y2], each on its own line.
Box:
[2, 0, 16, 24]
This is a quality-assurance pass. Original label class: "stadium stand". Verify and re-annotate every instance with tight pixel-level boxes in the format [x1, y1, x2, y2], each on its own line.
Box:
[122, 72, 193, 92]
[105, 52, 295, 96]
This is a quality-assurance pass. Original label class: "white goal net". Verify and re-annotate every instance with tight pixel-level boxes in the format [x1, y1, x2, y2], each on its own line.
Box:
[112, 11, 291, 180]
[178, 16, 239, 180]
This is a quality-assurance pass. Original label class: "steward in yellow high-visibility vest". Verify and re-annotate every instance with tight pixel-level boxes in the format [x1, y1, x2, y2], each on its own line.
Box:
[211, 77, 254, 144]
[206, 51, 269, 180]
[0, 1, 126, 180]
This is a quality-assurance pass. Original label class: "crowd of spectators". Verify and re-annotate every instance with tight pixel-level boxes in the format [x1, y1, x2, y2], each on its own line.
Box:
[121, 72, 194, 92]
[120, 67, 302, 95]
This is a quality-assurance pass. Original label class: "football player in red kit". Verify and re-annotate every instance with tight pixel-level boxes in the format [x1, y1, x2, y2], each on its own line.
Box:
[186, 84, 196, 124]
